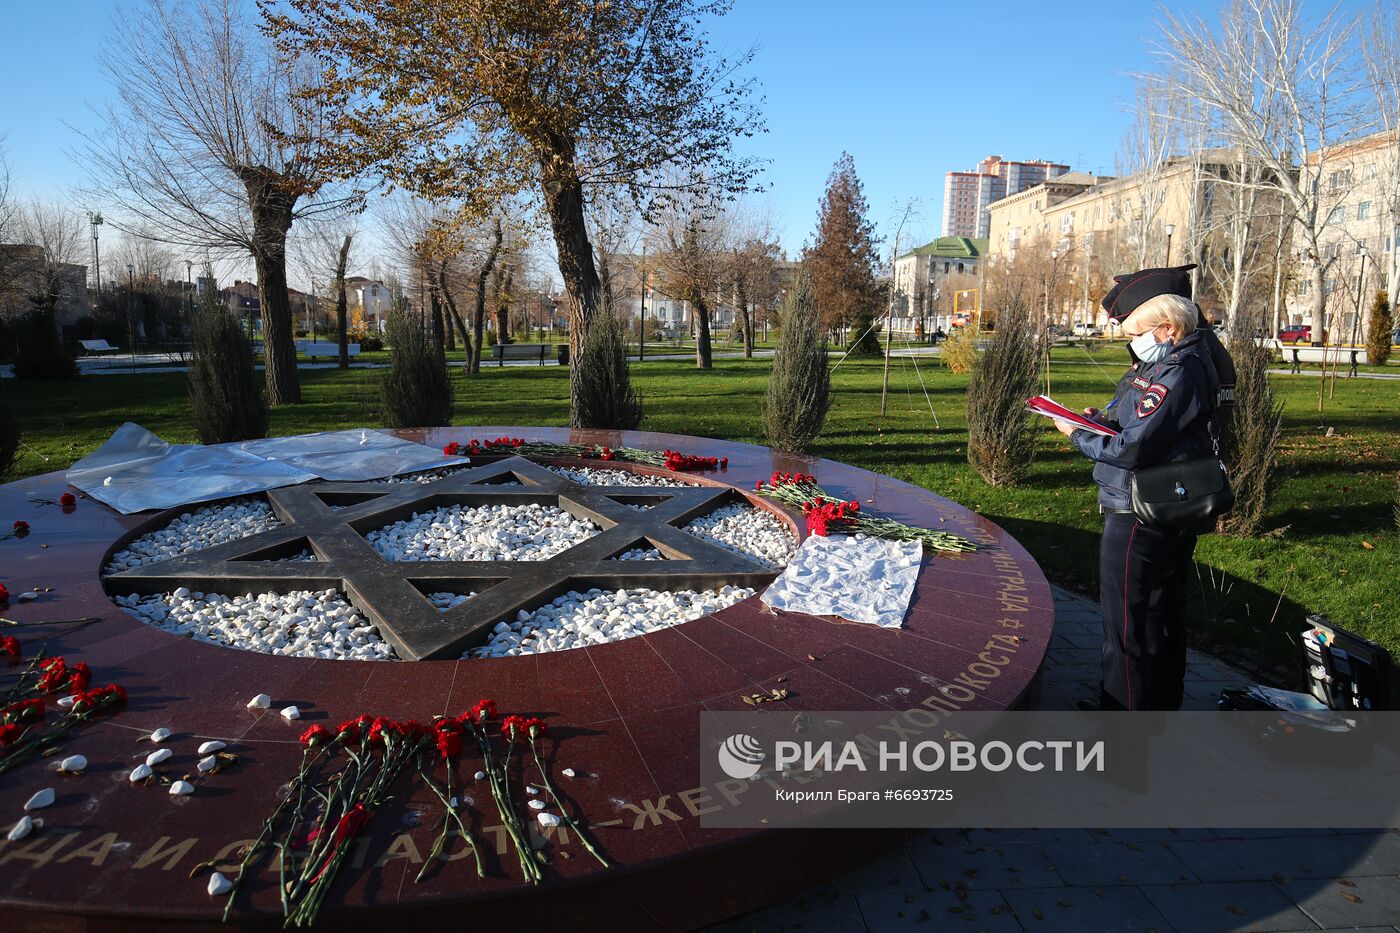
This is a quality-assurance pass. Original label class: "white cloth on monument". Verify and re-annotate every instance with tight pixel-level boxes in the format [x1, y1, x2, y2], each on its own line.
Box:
[760, 533, 922, 628]
[66, 424, 468, 514]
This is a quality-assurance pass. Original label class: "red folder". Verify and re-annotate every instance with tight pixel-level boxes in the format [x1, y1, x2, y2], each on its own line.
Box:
[1025, 395, 1119, 437]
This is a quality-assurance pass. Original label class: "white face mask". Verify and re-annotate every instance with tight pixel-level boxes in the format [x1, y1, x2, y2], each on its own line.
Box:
[1130, 329, 1172, 364]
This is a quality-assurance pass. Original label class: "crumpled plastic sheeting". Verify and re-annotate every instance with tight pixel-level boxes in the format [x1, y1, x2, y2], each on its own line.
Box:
[66, 423, 468, 514]
[235, 429, 466, 482]
[761, 533, 922, 628]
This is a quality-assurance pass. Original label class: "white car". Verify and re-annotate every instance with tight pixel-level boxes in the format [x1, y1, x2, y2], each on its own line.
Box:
[1072, 322, 1104, 338]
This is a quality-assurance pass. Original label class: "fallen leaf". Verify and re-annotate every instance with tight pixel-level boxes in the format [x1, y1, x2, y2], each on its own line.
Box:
[1361, 540, 1374, 550]
[1337, 879, 1357, 887]
[1338, 892, 1362, 904]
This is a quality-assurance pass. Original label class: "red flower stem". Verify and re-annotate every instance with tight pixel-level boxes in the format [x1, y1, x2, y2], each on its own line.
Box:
[529, 738, 610, 868]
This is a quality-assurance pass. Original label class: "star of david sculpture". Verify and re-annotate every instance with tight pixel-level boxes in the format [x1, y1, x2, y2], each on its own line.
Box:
[101, 457, 786, 660]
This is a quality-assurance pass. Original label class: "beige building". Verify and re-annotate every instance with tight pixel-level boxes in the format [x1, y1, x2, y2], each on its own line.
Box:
[891, 236, 988, 331]
[1284, 130, 1399, 344]
[988, 153, 1287, 328]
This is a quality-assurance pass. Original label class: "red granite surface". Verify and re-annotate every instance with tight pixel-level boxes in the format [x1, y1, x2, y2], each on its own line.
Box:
[0, 427, 1054, 931]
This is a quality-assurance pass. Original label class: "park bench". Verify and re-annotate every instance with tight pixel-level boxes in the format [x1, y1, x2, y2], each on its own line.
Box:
[490, 343, 550, 366]
[297, 341, 361, 361]
[78, 339, 117, 355]
[1282, 345, 1367, 378]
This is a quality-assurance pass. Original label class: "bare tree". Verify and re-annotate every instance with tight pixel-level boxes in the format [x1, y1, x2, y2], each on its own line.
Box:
[727, 210, 782, 360]
[14, 201, 90, 319]
[295, 221, 358, 366]
[650, 199, 732, 369]
[1117, 73, 1177, 268]
[1364, 2, 1400, 309]
[84, 0, 356, 404]
[1156, 0, 1365, 344]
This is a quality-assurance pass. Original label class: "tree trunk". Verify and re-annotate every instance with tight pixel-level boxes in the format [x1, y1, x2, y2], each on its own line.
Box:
[694, 296, 713, 369]
[1310, 260, 1327, 345]
[741, 304, 754, 358]
[471, 219, 503, 374]
[429, 287, 447, 364]
[245, 175, 300, 405]
[539, 141, 601, 423]
[335, 233, 352, 369]
[440, 261, 472, 374]
[495, 266, 513, 344]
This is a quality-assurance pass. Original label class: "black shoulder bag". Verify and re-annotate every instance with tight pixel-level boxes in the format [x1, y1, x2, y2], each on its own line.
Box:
[1128, 384, 1235, 535]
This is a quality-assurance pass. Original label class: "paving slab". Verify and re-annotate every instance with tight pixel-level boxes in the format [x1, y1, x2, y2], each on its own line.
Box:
[1039, 840, 1200, 886]
[906, 838, 1064, 890]
[704, 891, 868, 933]
[1165, 834, 1400, 883]
[1140, 881, 1315, 933]
[856, 888, 1021, 932]
[1002, 884, 1179, 932]
[1280, 873, 1400, 929]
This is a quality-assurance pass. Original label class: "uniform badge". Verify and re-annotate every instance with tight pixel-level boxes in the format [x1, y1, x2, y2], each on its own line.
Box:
[1131, 376, 1151, 390]
[1136, 383, 1168, 417]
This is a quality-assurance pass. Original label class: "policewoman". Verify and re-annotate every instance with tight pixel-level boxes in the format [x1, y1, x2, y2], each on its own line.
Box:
[1054, 266, 1228, 711]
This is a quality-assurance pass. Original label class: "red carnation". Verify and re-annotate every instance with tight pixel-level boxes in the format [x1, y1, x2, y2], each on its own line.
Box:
[0, 636, 19, 661]
[435, 729, 462, 759]
[59, 493, 76, 508]
[37, 657, 69, 692]
[462, 698, 497, 725]
[0, 583, 9, 604]
[337, 713, 373, 738]
[300, 724, 333, 747]
[443, 442, 461, 456]
[67, 662, 92, 693]
[0, 724, 21, 747]
[12, 520, 28, 535]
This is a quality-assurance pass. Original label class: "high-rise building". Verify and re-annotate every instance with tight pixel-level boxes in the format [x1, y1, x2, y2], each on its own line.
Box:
[942, 155, 1070, 238]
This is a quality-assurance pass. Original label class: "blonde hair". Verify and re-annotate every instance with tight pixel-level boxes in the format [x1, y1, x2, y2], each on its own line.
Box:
[1131, 293, 1198, 340]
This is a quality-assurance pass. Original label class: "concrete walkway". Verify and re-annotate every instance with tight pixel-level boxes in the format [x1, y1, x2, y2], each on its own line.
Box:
[1267, 368, 1400, 381]
[711, 586, 1400, 933]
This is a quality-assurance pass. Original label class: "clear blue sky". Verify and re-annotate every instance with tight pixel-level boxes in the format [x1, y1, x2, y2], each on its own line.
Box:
[0, 0, 1371, 266]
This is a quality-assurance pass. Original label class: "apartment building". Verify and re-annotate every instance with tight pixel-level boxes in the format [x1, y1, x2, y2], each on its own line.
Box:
[1284, 130, 1399, 342]
[942, 155, 1070, 239]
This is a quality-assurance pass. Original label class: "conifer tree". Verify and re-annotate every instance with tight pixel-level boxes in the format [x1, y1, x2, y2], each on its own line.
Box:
[1366, 290, 1392, 367]
[803, 153, 883, 357]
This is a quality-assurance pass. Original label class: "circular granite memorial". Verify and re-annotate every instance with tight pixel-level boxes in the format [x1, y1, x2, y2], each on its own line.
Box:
[0, 427, 1055, 931]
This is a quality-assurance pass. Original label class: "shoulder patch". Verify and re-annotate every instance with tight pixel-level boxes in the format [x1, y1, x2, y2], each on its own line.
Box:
[1131, 375, 1151, 390]
[1136, 383, 1168, 417]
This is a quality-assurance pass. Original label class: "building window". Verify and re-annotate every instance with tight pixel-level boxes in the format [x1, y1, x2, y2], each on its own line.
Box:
[1323, 278, 1336, 295]
[1358, 201, 1372, 220]
[1356, 238, 1367, 255]
[1329, 169, 1352, 190]
[1366, 164, 1378, 180]
[1386, 235, 1393, 254]
[1327, 207, 1345, 225]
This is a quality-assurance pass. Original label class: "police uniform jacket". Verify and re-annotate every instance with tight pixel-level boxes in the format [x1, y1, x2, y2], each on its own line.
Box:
[1070, 329, 1220, 510]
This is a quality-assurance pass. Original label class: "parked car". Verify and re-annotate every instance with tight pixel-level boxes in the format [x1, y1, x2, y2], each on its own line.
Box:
[1278, 324, 1312, 344]
[1072, 322, 1104, 338]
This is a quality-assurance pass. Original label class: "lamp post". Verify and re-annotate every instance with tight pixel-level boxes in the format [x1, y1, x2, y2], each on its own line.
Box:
[1351, 245, 1368, 349]
[126, 263, 137, 368]
[1164, 223, 1176, 266]
[639, 248, 647, 362]
[87, 212, 103, 295]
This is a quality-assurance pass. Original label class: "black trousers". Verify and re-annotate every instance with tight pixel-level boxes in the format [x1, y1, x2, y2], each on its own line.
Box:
[1097, 512, 1197, 711]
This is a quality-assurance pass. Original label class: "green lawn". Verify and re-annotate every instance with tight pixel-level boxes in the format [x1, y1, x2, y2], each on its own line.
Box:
[4, 349, 1397, 686]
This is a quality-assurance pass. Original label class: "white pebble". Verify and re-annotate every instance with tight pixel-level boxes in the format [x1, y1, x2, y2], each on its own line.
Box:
[536, 812, 562, 828]
[16, 592, 37, 602]
[197, 756, 217, 773]
[146, 748, 173, 766]
[24, 788, 54, 810]
[246, 694, 271, 709]
[129, 764, 153, 782]
[473, 771, 486, 781]
[280, 706, 300, 721]
[149, 727, 172, 743]
[526, 785, 540, 796]
[197, 741, 226, 754]
[57, 755, 87, 773]
[7, 816, 33, 841]
[562, 768, 576, 778]
[56, 695, 76, 709]
[206, 872, 232, 896]
[527, 799, 546, 811]
[169, 780, 194, 796]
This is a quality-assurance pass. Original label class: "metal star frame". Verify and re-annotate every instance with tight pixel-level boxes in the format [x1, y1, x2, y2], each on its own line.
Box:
[101, 457, 787, 660]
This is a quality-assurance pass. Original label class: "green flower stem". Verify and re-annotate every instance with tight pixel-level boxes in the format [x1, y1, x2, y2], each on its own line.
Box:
[529, 737, 609, 868]
[471, 724, 542, 883]
[414, 759, 484, 882]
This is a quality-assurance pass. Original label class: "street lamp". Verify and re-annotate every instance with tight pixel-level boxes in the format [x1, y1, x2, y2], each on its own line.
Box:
[1164, 223, 1176, 266]
[87, 212, 103, 294]
[126, 263, 136, 359]
[1351, 244, 1368, 349]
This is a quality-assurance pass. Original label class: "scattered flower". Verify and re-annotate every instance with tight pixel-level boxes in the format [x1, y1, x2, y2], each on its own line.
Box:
[169, 780, 194, 796]
[24, 788, 54, 810]
[12, 521, 29, 535]
[146, 748, 173, 766]
[207, 872, 233, 896]
[0, 583, 9, 604]
[246, 693, 272, 710]
[59, 493, 76, 509]
[129, 763, 153, 782]
[0, 636, 18, 662]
